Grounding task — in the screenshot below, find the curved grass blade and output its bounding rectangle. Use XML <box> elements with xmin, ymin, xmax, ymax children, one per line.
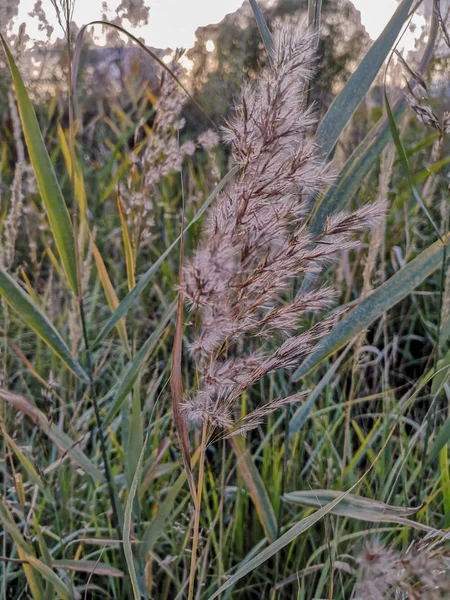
<box><xmin>293</xmin><ymin>234</ymin><xmax>449</xmax><ymax>381</ymax></box>
<box><xmin>57</xmin><ymin>123</ymin><xmax>87</xmax><ymax>220</ymax></box>
<box><xmin>92</xmin><ymin>165</ymin><xmax>239</xmax><ymax>347</ymax></box>
<box><xmin>0</xmin><ymin>268</ymin><xmax>89</xmax><ymax>382</ymax></box>
<box><xmin>0</xmin><ymin>388</ymin><xmax>105</xmax><ymax>483</ymax></box>
<box><xmin>315</xmin><ymin>0</ymin><xmax>413</xmax><ymax>157</ymax></box>
<box><xmin>284</xmin><ymin>490</ymin><xmax>427</xmax><ymax>530</ymax></box>
<box><xmin>24</xmin><ymin>555</ymin><xmax>72</xmax><ymax>600</ymax></box>
<box><xmin>428</xmin><ymin>417</ymin><xmax>450</xmax><ymax>465</ymax></box>
<box><xmin>52</xmin><ymin>560</ymin><xmax>124</xmax><ymax>578</ymax></box>
<box><xmin>0</xmin><ymin>35</ymin><xmax>79</xmax><ymax>295</ymax></box>
<box><xmin>249</xmin><ymin>0</ymin><xmax>274</xmax><ymax>55</ymax></box>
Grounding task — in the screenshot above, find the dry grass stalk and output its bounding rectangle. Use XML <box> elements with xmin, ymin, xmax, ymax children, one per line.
<box><xmin>2</xmin><ymin>92</ymin><xmax>25</xmax><ymax>270</ymax></box>
<box><xmin>122</xmin><ymin>53</ymin><xmax>219</xmax><ymax>251</ymax></box>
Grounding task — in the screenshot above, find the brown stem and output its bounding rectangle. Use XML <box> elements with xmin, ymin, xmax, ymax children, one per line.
<box><xmin>188</xmin><ymin>423</ymin><xmax>207</xmax><ymax>600</ymax></box>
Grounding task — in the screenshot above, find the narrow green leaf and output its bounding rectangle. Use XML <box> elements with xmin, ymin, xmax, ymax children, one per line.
<box><xmin>384</xmin><ymin>89</ymin><xmax>442</xmax><ymax>239</ymax></box>
<box><xmin>57</xmin><ymin>124</ymin><xmax>87</xmax><ymax>219</ymax></box>
<box><xmin>0</xmin><ymin>268</ymin><xmax>89</xmax><ymax>382</ymax></box>
<box><xmin>1</xmin><ymin>35</ymin><xmax>79</xmax><ymax>294</ymax></box>
<box><xmin>105</xmin><ymin>300</ymin><xmax>176</xmax><ymax>426</ymax></box>
<box><xmin>431</xmin><ymin>347</ymin><xmax>450</xmax><ymax>398</ymax></box>
<box><xmin>428</xmin><ymin>418</ymin><xmax>450</xmax><ymax>465</ymax></box>
<box><xmin>90</xmin><ymin>232</ymin><xmax>130</xmax><ymax>354</ymax></box>
<box><xmin>93</xmin><ymin>166</ymin><xmax>239</xmax><ymax>347</ymax></box>
<box><xmin>308</xmin><ymin>0</ymin><xmax>323</xmax><ymax>29</ymax></box>
<box><xmin>293</xmin><ymin>235</ymin><xmax>449</xmax><ymax>381</ymax></box>
<box><xmin>117</xmin><ymin>192</ymin><xmax>136</xmax><ymax>290</ymax></box>
<box><xmin>315</xmin><ymin>0</ymin><xmax>413</xmax><ymax>157</ymax></box>
<box><xmin>249</xmin><ymin>0</ymin><xmax>274</xmax><ymax>55</ymax></box>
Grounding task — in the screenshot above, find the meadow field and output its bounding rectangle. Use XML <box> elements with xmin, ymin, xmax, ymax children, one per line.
<box><xmin>1</xmin><ymin>0</ymin><xmax>450</xmax><ymax>598</ymax></box>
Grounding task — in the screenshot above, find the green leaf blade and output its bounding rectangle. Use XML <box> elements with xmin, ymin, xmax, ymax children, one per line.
<box><xmin>0</xmin><ymin>268</ymin><xmax>89</xmax><ymax>382</ymax></box>
<box><xmin>293</xmin><ymin>235</ymin><xmax>449</xmax><ymax>381</ymax></box>
<box><xmin>1</xmin><ymin>35</ymin><xmax>79</xmax><ymax>295</ymax></box>
<box><xmin>315</xmin><ymin>0</ymin><xmax>413</xmax><ymax>157</ymax></box>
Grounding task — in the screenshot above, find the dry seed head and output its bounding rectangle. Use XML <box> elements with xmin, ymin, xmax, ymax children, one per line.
<box><xmin>357</xmin><ymin>539</ymin><xmax>450</xmax><ymax>599</ymax></box>
<box><xmin>182</xmin><ymin>25</ymin><xmax>383</xmax><ymax>436</ymax></box>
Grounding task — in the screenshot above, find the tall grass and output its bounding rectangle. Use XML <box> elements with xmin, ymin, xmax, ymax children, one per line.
<box><xmin>0</xmin><ymin>1</ymin><xmax>450</xmax><ymax>599</ymax></box>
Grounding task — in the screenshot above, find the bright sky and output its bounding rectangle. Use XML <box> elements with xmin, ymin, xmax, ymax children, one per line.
<box><xmin>15</xmin><ymin>0</ymin><xmax>425</xmax><ymax>51</ymax></box>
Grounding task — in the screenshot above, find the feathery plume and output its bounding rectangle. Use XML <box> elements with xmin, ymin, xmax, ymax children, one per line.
<box><xmin>357</xmin><ymin>538</ymin><xmax>450</xmax><ymax>599</ymax></box>
<box><xmin>181</xmin><ymin>25</ymin><xmax>382</xmax><ymax>439</ymax></box>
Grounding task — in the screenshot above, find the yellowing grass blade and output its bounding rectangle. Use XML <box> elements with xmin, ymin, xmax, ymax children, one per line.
<box><xmin>0</xmin><ymin>35</ymin><xmax>79</xmax><ymax>295</ymax></box>
<box><xmin>57</xmin><ymin>123</ymin><xmax>87</xmax><ymax>220</ymax></box>
<box><xmin>0</xmin><ymin>499</ymin><xmax>45</xmax><ymax>599</ymax></box>
<box><xmin>0</xmin><ymin>268</ymin><xmax>89</xmax><ymax>382</ymax></box>
<box><xmin>117</xmin><ymin>191</ymin><xmax>136</xmax><ymax>290</ymax></box>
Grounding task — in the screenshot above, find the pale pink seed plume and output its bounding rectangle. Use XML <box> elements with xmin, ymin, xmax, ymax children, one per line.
<box><xmin>357</xmin><ymin>539</ymin><xmax>450</xmax><ymax>599</ymax></box>
<box><xmin>181</xmin><ymin>25</ymin><xmax>383</xmax><ymax>438</ymax></box>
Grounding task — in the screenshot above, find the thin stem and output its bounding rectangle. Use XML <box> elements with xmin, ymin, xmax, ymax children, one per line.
<box><xmin>78</xmin><ymin>296</ymin><xmax>122</xmax><ymax>537</ymax></box>
<box><xmin>65</xmin><ymin>22</ymin><xmax>126</xmax><ymax>584</ymax></box>
<box><xmin>188</xmin><ymin>423</ymin><xmax>207</xmax><ymax>600</ymax></box>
